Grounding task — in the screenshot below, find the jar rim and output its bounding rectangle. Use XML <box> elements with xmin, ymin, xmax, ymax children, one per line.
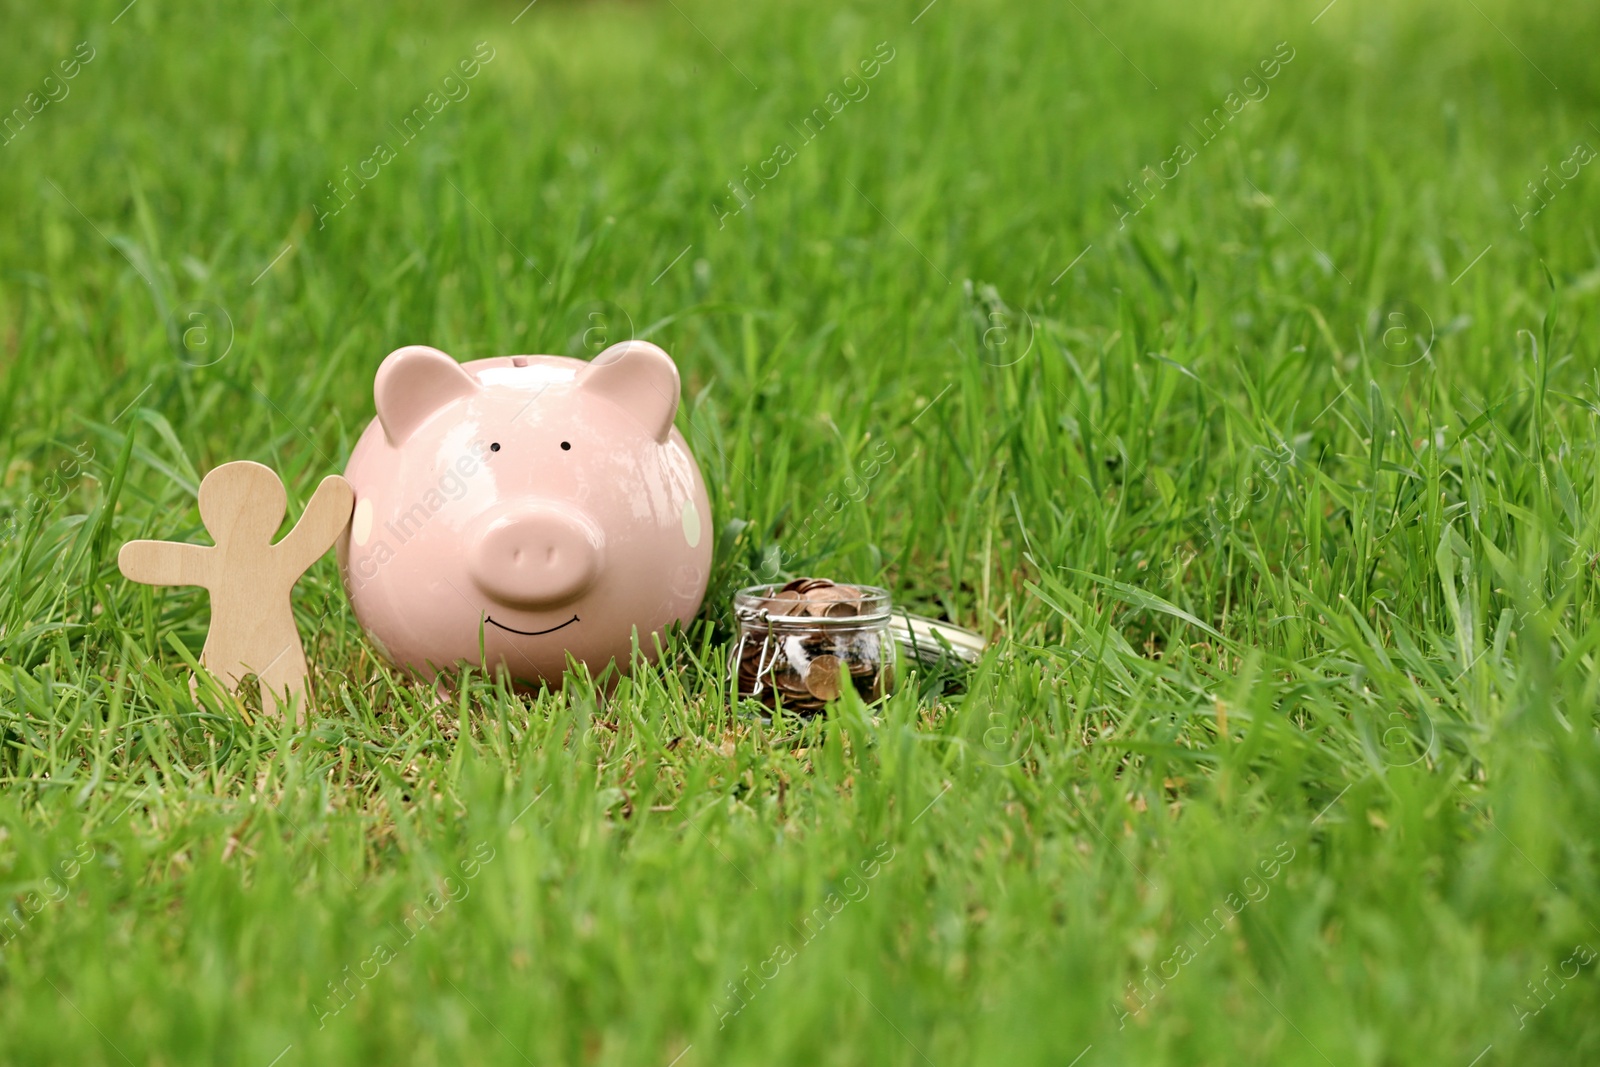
<box><xmin>733</xmin><ymin>582</ymin><xmax>892</xmax><ymax>624</ymax></box>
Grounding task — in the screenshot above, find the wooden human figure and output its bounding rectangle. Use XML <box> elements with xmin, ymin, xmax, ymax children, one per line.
<box><xmin>118</xmin><ymin>461</ymin><xmax>354</xmax><ymax>723</ymax></box>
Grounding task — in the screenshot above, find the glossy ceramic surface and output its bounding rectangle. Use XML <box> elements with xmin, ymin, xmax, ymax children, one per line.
<box><xmin>338</xmin><ymin>341</ymin><xmax>712</xmax><ymax>686</ymax></box>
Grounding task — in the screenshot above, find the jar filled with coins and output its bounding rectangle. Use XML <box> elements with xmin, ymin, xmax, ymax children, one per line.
<box><xmin>732</xmin><ymin>578</ymin><xmax>894</xmax><ymax>715</ymax></box>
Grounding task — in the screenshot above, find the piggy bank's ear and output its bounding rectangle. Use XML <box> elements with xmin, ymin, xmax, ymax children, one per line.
<box><xmin>374</xmin><ymin>345</ymin><xmax>479</xmax><ymax>446</ymax></box>
<box><xmin>578</xmin><ymin>340</ymin><xmax>680</xmax><ymax>443</ymax></box>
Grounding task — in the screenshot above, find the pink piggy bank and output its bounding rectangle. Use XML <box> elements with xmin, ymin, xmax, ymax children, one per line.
<box><xmin>338</xmin><ymin>341</ymin><xmax>712</xmax><ymax>687</ymax></box>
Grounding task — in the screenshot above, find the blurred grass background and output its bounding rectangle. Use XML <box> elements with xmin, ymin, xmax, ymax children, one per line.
<box><xmin>2</xmin><ymin>0</ymin><xmax>1600</xmax><ymax>1062</ymax></box>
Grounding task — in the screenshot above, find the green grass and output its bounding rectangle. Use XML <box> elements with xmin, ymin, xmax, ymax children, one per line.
<box><xmin>3</xmin><ymin>0</ymin><xmax>1600</xmax><ymax>1062</ymax></box>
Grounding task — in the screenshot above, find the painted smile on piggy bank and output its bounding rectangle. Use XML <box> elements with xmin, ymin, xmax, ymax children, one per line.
<box><xmin>338</xmin><ymin>340</ymin><xmax>712</xmax><ymax>687</ymax></box>
<box><xmin>484</xmin><ymin>613</ymin><xmax>579</xmax><ymax>637</ymax></box>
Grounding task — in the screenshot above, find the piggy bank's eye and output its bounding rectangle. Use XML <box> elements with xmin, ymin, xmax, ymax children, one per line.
<box><xmin>489</xmin><ymin>442</ymin><xmax>501</xmax><ymax>452</ymax></box>
<box><xmin>560</xmin><ymin>441</ymin><xmax>571</xmax><ymax>451</ymax></box>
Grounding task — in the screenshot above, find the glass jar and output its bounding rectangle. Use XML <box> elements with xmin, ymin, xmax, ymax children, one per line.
<box><xmin>732</xmin><ymin>580</ymin><xmax>894</xmax><ymax>715</ymax></box>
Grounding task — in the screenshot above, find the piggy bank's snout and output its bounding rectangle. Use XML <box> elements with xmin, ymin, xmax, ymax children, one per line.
<box><xmin>468</xmin><ymin>506</ymin><xmax>604</xmax><ymax>608</ymax></box>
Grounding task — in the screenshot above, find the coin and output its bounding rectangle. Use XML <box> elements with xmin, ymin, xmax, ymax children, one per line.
<box><xmin>801</xmin><ymin>586</ymin><xmax>852</xmax><ymax>617</ymax></box>
<box><xmin>774</xmin><ymin>660</ymin><xmax>811</xmax><ymax>693</ymax></box>
<box><xmin>786</xmin><ymin>577</ymin><xmax>833</xmax><ymax>595</ymax></box>
<box><xmin>764</xmin><ymin>588</ymin><xmax>804</xmax><ymax>615</ymax></box>
<box><xmin>806</xmin><ymin>654</ymin><xmax>842</xmax><ymax>700</ymax></box>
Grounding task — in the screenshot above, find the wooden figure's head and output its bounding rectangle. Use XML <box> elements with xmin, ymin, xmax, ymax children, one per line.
<box><xmin>198</xmin><ymin>461</ymin><xmax>287</xmax><ymax>546</ymax></box>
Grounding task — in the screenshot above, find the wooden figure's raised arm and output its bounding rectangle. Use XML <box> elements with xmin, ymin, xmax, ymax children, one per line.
<box><xmin>275</xmin><ymin>475</ymin><xmax>355</xmax><ymax>572</ymax></box>
<box><xmin>119</xmin><ymin>540</ymin><xmax>215</xmax><ymax>588</ymax></box>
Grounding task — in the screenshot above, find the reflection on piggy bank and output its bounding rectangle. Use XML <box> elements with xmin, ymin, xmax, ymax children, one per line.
<box><xmin>338</xmin><ymin>340</ymin><xmax>712</xmax><ymax>687</ymax></box>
